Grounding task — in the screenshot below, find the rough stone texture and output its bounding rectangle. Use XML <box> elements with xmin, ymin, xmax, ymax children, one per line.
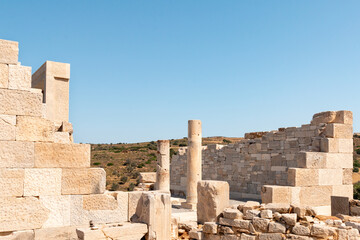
<box><xmin>8</xmin><ymin>65</ymin><xmax>31</xmax><ymax>90</ymax></box>
<box><xmin>203</xmin><ymin>222</ymin><xmax>218</xmax><ymax>234</ymax></box>
<box><xmin>135</xmin><ymin>192</ymin><xmax>171</xmax><ymax>240</ymax></box>
<box><xmin>0</xmin><ymin>63</ymin><xmax>9</xmax><ymax>88</ymax></box>
<box><xmin>223</xmin><ymin>208</ymin><xmax>243</xmax><ymax>219</ymax></box>
<box><xmin>0</xmin><ymin>39</ymin><xmax>18</xmax><ymax>64</ymax></box>
<box><xmin>82</xmin><ymin>193</ymin><xmax>118</xmax><ymax>210</ymax></box>
<box><xmin>252</xmin><ymin>217</ymin><xmax>270</xmax><ymax>232</ymax></box>
<box><xmin>139</xmin><ymin>172</ymin><xmax>156</xmax><ymax>183</ymax></box>
<box><xmin>34</xmin><ymin>226</ymin><xmax>81</xmax><ymax>240</ymax></box>
<box><xmin>0</xmin><ymin>88</ymin><xmax>43</xmax><ymax>117</ymax></box>
<box><xmin>260</xmin><ymin>210</ymin><xmax>273</xmax><ymax>219</ymax></box>
<box><xmin>0</xmin><ymin>141</ymin><xmax>34</xmax><ymax>167</ymax></box>
<box><xmin>32</xmin><ymin>61</ymin><xmax>70</xmax><ymax>124</ymax></box>
<box><xmin>76</xmin><ymin>222</ymin><xmax>148</xmax><ymax>240</ymax></box>
<box><xmin>24</xmin><ymin>168</ymin><xmax>62</xmax><ymax>196</ymax></box>
<box><xmin>0</xmin><ymin>114</ymin><xmax>16</xmax><ymax>140</ymax></box>
<box><xmin>62</xmin><ymin>168</ymin><xmax>106</xmax><ymax>195</ymax></box>
<box><xmin>128</xmin><ymin>191</ymin><xmax>143</xmax><ymax>221</ymax></box>
<box><xmin>282</xmin><ymin>213</ymin><xmax>297</xmax><ymax>225</ymax></box>
<box><xmin>53</xmin><ymin>132</ymin><xmax>70</xmax><ymax>143</ymax></box>
<box><xmin>16</xmin><ymin>116</ymin><xmax>55</xmax><ymax>142</ymax></box>
<box><xmin>0</xmin><ymin>168</ymin><xmax>24</xmax><ymax>196</ymax></box>
<box><xmin>0</xmin><ymin>197</ymin><xmax>50</xmax><ymax>232</ymax></box>
<box><xmin>324</xmin><ymin>123</ymin><xmax>353</xmax><ymax>139</ymax></box>
<box><xmin>70</xmin><ymin>191</ymin><xmax>128</xmax><ymax>226</ymax></box>
<box><xmin>197</xmin><ymin>180</ymin><xmax>229</xmax><ymax>223</ymax></box>
<box><xmin>34</xmin><ymin>143</ymin><xmax>90</xmax><ymax>168</ymax></box>
<box><xmin>0</xmin><ymin>230</ymin><xmax>34</xmax><ymax>240</ymax></box>
<box><xmin>288</xmin><ymin>168</ymin><xmax>319</xmax><ymax>187</ymax></box>
<box><xmin>39</xmin><ymin>195</ymin><xmax>71</xmax><ymax>228</ymax></box>
<box><xmin>292</xmin><ymin>224</ymin><xmax>310</xmax><ymax>236</ymax></box>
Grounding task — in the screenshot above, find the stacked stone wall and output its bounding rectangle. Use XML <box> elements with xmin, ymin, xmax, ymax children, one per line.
<box><xmin>170</xmin><ymin>111</ymin><xmax>353</xmax><ymax>203</ymax></box>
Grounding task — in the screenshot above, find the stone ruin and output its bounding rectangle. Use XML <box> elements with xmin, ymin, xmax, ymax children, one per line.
<box><xmin>0</xmin><ymin>38</ymin><xmax>360</xmax><ymax>240</ymax></box>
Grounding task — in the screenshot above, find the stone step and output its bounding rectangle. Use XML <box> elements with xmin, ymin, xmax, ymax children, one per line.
<box><xmin>288</xmin><ymin>168</ymin><xmax>343</xmax><ymax>187</ymax></box>
<box><xmin>76</xmin><ymin>222</ymin><xmax>148</xmax><ymax>240</ymax></box>
<box><xmin>296</xmin><ymin>152</ymin><xmax>353</xmax><ymax>169</ymax></box>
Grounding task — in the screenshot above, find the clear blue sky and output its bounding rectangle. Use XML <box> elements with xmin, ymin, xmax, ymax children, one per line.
<box><xmin>1</xmin><ymin>1</ymin><xmax>359</xmax><ymax>143</ymax></box>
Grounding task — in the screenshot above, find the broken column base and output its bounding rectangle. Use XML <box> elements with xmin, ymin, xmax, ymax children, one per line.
<box><xmin>181</xmin><ymin>201</ymin><xmax>197</xmax><ymax>210</ymax></box>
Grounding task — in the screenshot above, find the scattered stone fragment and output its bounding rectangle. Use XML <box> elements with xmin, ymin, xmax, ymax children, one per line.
<box><xmin>260</xmin><ymin>210</ymin><xmax>273</xmax><ymax>219</ymax></box>
<box><xmin>268</xmin><ymin>222</ymin><xmax>286</xmax><ymax>233</ymax></box>
<box><xmin>282</xmin><ymin>213</ymin><xmax>297</xmax><ymax>226</ymax></box>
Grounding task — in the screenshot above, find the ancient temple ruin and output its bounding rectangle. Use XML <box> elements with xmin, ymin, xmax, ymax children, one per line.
<box><xmin>1</xmin><ymin>38</ymin><xmax>360</xmax><ymax>240</ymax></box>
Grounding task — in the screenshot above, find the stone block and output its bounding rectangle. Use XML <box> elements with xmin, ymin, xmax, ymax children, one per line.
<box><xmin>299</xmin><ymin>186</ymin><xmax>332</xmax><ymax>206</ymax></box>
<box><xmin>139</xmin><ymin>172</ymin><xmax>156</xmax><ymax>183</ymax></box>
<box><xmin>260</xmin><ymin>210</ymin><xmax>273</xmax><ymax>219</ymax></box>
<box><xmin>292</xmin><ymin>223</ymin><xmax>310</xmax><ymax>236</ymax></box>
<box><xmin>0</xmin><ymin>141</ymin><xmax>34</xmax><ymax>167</ymax></box>
<box><xmin>296</xmin><ymin>152</ymin><xmax>352</xmax><ymax>169</ymax></box>
<box><xmin>59</xmin><ymin>121</ymin><xmax>73</xmax><ymax>133</ymax></box>
<box><xmin>281</xmin><ymin>213</ymin><xmax>297</xmax><ymax>225</ymax></box>
<box><xmin>252</xmin><ymin>217</ymin><xmax>270</xmax><ymax>232</ymax></box>
<box><xmin>197</xmin><ymin>180</ymin><xmax>229</xmax><ymax>223</ymax></box>
<box><xmin>0</xmin><ymin>168</ymin><xmax>24</xmax><ymax>196</ymax></box>
<box><xmin>24</xmin><ymin>168</ymin><xmax>62</xmax><ymax>196</ymax></box>
<box><xmin>70</xmin><ymin>192</ymin><xmax>128</xmax><ymax>226</ymax></box>
<box><xmin>324</xmin><ymin>123</ymin><xmax>353</xmax><ymax>139</ymax></box>
<box><xmin>332</xmin><ymin>185</ymin><xmax>353</xmax><ymax>199</ymax></box>
<box><xmin>263</xmin><ymin>203</ymin><xmax>291</xmax><ymax>213</ymax></box>
<box><xmin>39</xmin><ymin>195</ymin><xmax>71</xmax><ymax>228</ymax></box>
<box><xmin>0</xmin><ymin>88</ymin><xmax>43</xmax><ymax>116</ymax></box>
<box><xmin>53</xmin><ymin>132</ymin><xmax>70</xmax><ymax>143</ymax></box>
<box><xmin>318</xmin><ymin>169</ymin><xmax>343</xmax><ymax>185</ymax></box>
<box><xmin>135</xmin><ymin>192</ymin><xmax>171</xmax><ymax>240</ymax></box>
<box><xmin>218</xmin><ymin>218</ymin><xmax>250</xmax><ymax>229</ymax></box>
<box><xmin>128</xmin><ymin>191</ymin><xmax>143</xmax><ymax>221</ymax></box>
<box><xmin>0</xmin><ymin>114</ymin><xmax>16</xmax><ymax>140</ymax></box>
<box><xmin>34</xmin><ymin>226</ymin><xmax>81</xmax><ymax>240</ymax></box>
<box><xmin>242</xmin><ymin>201</ymin><xmax>260</xmax><ymax>212</ymax></box>
<box><xmin>0</xmin><ymin>230</ymin><xmax>34</xmax><ymax>240</ymax></box>
<box><xmin>223</xmin><ymin>208</ymin><xmax>243</xmax><ymax>219</ymax></box>
<box><xmin>311</xmin><ymin>111</ymin><xmax>353</xmax><ymax>125</ymax></box>
<box><xmin>0</xmin><ymin>39</ymin><xmax>18</xmax><ymax>64</ymax></box>
<box><xmin>203</xmin><ymin>222</ymin><xmax>218</xmax><ymax>234</ymax></box>
<box><xmin>0</xmin><ymin>197</ymin><xmax>50</xmax><ymax>232</ymax></box>
<box><xmin>321</xmin><ymin>138</ymin><xmax>353</xmax><ymax>153</ymax></box>
<box><xmin>8</xmin><ymin>65</ymin><xmax>31</xmax><ymax>90</ymax></box>
<box><xmin>62</xmin><ymin>168</ymin><xmax>105</xmax><ymax>194</ymax></box>
<box><xmin>343</xmin><ymin>168</ymin><xmax>353</xmax><ymax>185</ymax></box>
<box><xmin>0</xmin><ymin>63</ymin><xmax>9</xmax><ymax>88</ymax></box>
<box><xmin>268</xmin><ymin>222</ymin><xmax>286</xmax><ymax>233</ymax></box>
<box><xmin>258</xmin><ymin>233</ymin><xmax>282</xmax><ymax>240</ymax></box>
<box><xmin>331</xmin><ymin>196</ymin><xmax>349</xmax><ymax>216</ymax></box>
<box><xmin>261</xmin><ymin>185</ymin><xmax>299</xmax><ymax>204</ymax></box>
<box><xmin>34</xmin><ymin>143</ymin><xmax>90</xmax><ymax>168</ymax></box>
<box><xmin>16</xmin><ymin>116</ymin><xmax>55</xmax><ymax>142</ymax></box>
<box><xmin>288</xmin><ymin>168</ymin><xmax>319</xmax><ymax>187</ymax></box>
<box><xmin>76</xmin><ymin>222</ymin><xmax>148</xmax><ymax>240</ymax></box>
<box><xmin>241</xmin><ymin>234</ymin><xmax>256</xmax><ymax>240</ymax></box>
<box><xmin>82</xmin><ymin>193</ymin><xmax>119</xmax><ymax>210</ymax></box>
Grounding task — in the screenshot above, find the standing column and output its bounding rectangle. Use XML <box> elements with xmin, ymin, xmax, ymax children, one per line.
<box><xmin>181</xmin><ymin>120</ymin><xmax>202</xmax><ymax>210</ymax></box>
<box><xmin>156</xmin><ymin>140</ymin><xmax>170</xmax><ymax>192</ymax></box>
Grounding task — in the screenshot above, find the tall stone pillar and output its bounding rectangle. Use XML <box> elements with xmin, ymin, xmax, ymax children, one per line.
<box><xmin>156</xmin><ymin>140</ymin><xmax>170</xmax><ymax>192</ymax></box>
<box><xmin>181</xmin><ymin>120</ymin><xmax>202</xmax><ymax>210</ymax></box>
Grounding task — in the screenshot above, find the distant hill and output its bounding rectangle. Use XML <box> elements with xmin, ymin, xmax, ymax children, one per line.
<box><xmin>91</xmin><ymin>137</ymin><xmax>243</xmax><ymax>191</ymax></box>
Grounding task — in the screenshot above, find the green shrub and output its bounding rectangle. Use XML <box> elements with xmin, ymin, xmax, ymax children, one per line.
<box><xmin>179</xmin><ymin>143</ymin><xmax>187</xmax><ymax>147</ymax></box>
<box><xmin>128</xmin><ymin>183</ymin><xmax>135</xmax><ymax>191</ymax></box>
<box><xmin>354</xmin><ymin>167</ymin><xmax>359</xmax><ymax>173</ymax></box>
<box><xmin>354</xmin><ymin>182</ymin><xmax>360</xmax><ymax>199</ymax></box>
<box><xmin>145</xmin><ymin>160</ymin><xmax>152</xmax><ymax>164</ymax></box>
<box><xmin>120</xmin><ymin>176</ymin><xmax>128</xmax><ymax>184</ymax></box>
<box><xmin>93</xmin><ymin>162</ymin><xmax>101</xmax><ymax>166</ymax></box>
<box><xmin>123</xmin><ymin>159</ymin><xmax>131</xmax><ymax>166</ymax></box>
<box><xmin>110</xmin><ymin>183</ymin><xmax>119</xmax><ymax>191</ymax></box>
<box><xmin>107</xmin><ymin>163</ymin><xmax>114</xmax><ymax>166</ymax></box>
<box><xmin>354</xmin><ymin>159</ymin><xmax>360</xmax><ymax>168</ymax></box>
<box><xmin>137</xmin><ymin>163</ymin><xmax>145</xmax><ymax>168</ymax></box>
<box><xmin>356</xmin><ymin>148</ymin><xmax>360</xmax><ymax>155</ymax></box>
<box><xmin>223</xmin><ymin>139</ymin><xmax>231</xmax><ymax>144</ymax></box>
<box><xmin>170</xmin><ymin>148</ymin><xmax>177</xmax><ymax>159</ymax></box>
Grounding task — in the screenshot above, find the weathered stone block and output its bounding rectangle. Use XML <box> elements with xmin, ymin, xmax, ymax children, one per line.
<box><xmin>82</xmin><ymin>193</ymin><xmax>119</xmax><ymax>210</ymax></box>
<box><xmin>76</xmin><ymin>222</ymin><xmax>148</xmax><ymax>240</ymax></box>
<box><xmin>332</xmin><ymin>185</ymin><xmax>353</xmax><ymax>199</ymax></box>
<box><xmin>288</xmin><ymin>168</ymin><xmax>319</xmax><ymax>187</ymax></box>
<box><xmin>70</xmin><ymin>191</ymin><xmax>128</xmax><ymax>226</ymax></box>
<box><xmin>318</xmin><ymin>169</ymin><xmax>343</xmax><ymax>185</ymax></box>
<box><xmin>268</xmin><ymin>222</ymin><xmax>286</xmax><ymax>233</ymax></box>
<box><xmin>0</xmin><ymin>39</ymin><xmax>18</xmax><ymax>64</ymax></box>
<box><xmin>0</xmin><ymin>63</ymin><xmax>9</xmax><ymax>88</ymax></box>
<box><xmin>16</xmin><ymin>116</ymin><xmax>55</xmax><ymax>142</ymax></box>
<box><xmin>53</xmin><ymin>132</ymin><xmax>70</xmax><ymax>143</ymax></box>
<box><xmin>0</xmin><ymin>88</ymin><xmax>43</xmax><ymax>116</ymax></box>
<box><xmin>8</xmin><ymin>65</ymin><xmax>31</xmax><ymax>90</ymax></box>
<box><xmin>343</xmin><ymin>168</ymin><xmax>353</xmax><ymax>185</ymax></box>
<box><xmin>0</xmin><ymin>230</ymin><xmax>34</xmax><ymax>240</ymax></box>
<box><xmin>128</xmin><ymin>191</ymin><xmax>143</xmax><ymax>221</ymax></box>
<box><xmin>34</xmin><ymin>143</ymin><xmax>90</xmax><ymax>168</ymax></box>
<box><xmin>0</xmin><ymin>114</ymin><xmax>16</xmax><ymax>140</ymax></box>
<box><xmin>218</xmin><ymin>218</ymin><xmax>250</xmax><ymax>229</ymax></box>
<box><xmin>296</xmin><ymin>152</ymin><xmax>352</xmax><ymax>169</ymax></box>
<box><xmin>311</xmin><ymin>111</ymin><xmax>353</xmax><ymax>125</ymax></box>
<box><xmin>258</xmin><ymin>233</ymin><xmax>282</xmax><ymax>240</ymax></box>
<box><xmin>299</xmin><ymin>186</ymin><xmax>332</xmax><ymax>206</ymax></box>
<box><xmin>135</xmin><ymin>192</ymin><xmax>171</xmax><ymax>240</ymax></box>
<box><xmin>34</xmin><ymin>226</ymin><xmax>81</xmax><ymax>240</ymax></box>
<box><xmin>62</xmin><ymin>168</ymin><xmax>105</xmax><ymax>194</ymax></box>
<box><xmin>197</xmin><ymin>180</ymin><xmax>229</xmax><ymax>223</ymax></box>
<box><xmin>261</xmin><ymin>185</ymin><xmax>299</xmax><ymax>204</ymax></box>
<box><xmin>24</xmin><ymin>168</ymin><xmax>62</xmax><ymax>196</ymax></box>
<box><xmin>0</xmin><ymin>168</ymin><xmax>24</xmax><ymax>196</ymax></box>
<box><xmin>331</xmin><ymin>196</ymin><xmax>349</xmax><ymax>216</ymax></box>
<box><xmin>139</xmin><ymin>172</ymin><xmax>156</xmax><ymax>183</ymax></box>
<box><xmin>0</xmin><ymin>197</ymin><xmax>50</xmax><ymax>232</ymax></box>
<box><xmin>39</xmin><ymin>195</ymin><xmax>71</xmax><ymax>228</ymax></box>
<box><xmin>223</xmin><ymin>208</ymin><xmax>243</xmax><ymax>219</ymax></box>
<box><xmin>252</xmin><ymin>217</ymin><xmax>270</xmax><ymax>232</ymax></box>
<box><xmin>322</xmin><ymin>138</ymin><xmax>353</xmax><ymax>153</ymax></box>
<box><xmin>0</xmin><ymin>141</ymin><xmax>34</xmax><ymax>167</ymax></box>
<box><xmin>324</xmin><ymin>123</ymin><xmax>353</xmax><ymax>139</ymax></box>
<box><xmin>203</xmin><ymin>222</ymin><xmax>218</xmax><ymax>234</ymax></box>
